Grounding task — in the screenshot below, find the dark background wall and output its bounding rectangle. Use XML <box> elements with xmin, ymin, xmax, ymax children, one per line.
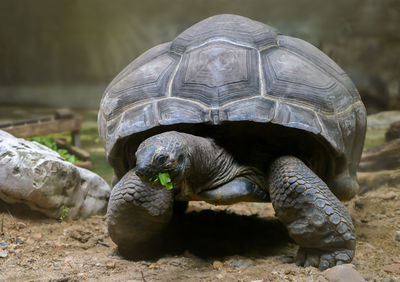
<box><xmin>0</xmin><ymin>0</ymin><xmax>399</xmax><ymax>112</ymax></box>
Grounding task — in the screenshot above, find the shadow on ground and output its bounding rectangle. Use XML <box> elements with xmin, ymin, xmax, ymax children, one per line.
<box><xmin>119</xmin><ymin>209</ymin><xmax>291</xmax><ymax>261</ymax></box>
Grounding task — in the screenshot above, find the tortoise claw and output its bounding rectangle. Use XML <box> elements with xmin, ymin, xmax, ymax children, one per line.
<box><xmin>296</xmin><ymin>247</ymin><xmax>354</xmax><ymax>270</ymax></box>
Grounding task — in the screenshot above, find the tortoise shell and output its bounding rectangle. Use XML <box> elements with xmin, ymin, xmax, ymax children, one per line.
<box><xmin>98</xmin><ymin>14</ymin><xmax>367</xmax><ymax>199</ymax></box>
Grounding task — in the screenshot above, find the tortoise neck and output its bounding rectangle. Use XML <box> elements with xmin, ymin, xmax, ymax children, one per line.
<box><xmin>177</xmin><ymin>132</ymin><xmax>263</xmax><ymax>195</ymax></box>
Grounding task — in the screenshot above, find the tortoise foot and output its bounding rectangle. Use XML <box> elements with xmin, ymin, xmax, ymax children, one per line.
<box><xmin>107</xmin><ymin>168</ymin><xmax>174</xmax><ymax>257</ymax></box>
<box><xmin>296</xmin><ymin>247</ymin><xmax>355</xmax><ymax>270</ymax></box>
<box><xmin>268</xmin><ymin>156</ymin><xmax>356</xmax><ymax>270</ymax></box>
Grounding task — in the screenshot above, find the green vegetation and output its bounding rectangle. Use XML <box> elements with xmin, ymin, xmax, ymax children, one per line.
<box><xmin>58</xmin><ymin>205</ymin><xmax>70</xmax><ymax>221</ymax></box>
<box><xmin>29</xmin><ymin>137</ymin><xmax>81</xmax><ymax>163</ymax></box>
<box><xmin>158</xmin><ymin>172</ymin><xmax>173</xmax><ymax>190</ymax></box>
<box><xmin>150</xmin><ymin>172</ymin><xmax>174</xmax><ymax>190</ymax></box>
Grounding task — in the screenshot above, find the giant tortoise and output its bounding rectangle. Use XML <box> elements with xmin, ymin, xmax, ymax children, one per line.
<box><xmin>98</xmin><ymin>14</ymin><xmax>367</xmax><ymax>270</ymax></box>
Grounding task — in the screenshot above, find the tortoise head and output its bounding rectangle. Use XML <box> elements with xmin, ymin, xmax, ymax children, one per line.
<box><xmin>135</xmin><ymin>132</ymin><xmax>189</xmax><ymax>187</ymax></box>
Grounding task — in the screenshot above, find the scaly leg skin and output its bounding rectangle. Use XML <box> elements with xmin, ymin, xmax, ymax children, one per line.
<box><xmin>107</xmin><ymin>168</ymin><xmax>174</xmax><ymax>257</ymax></box>
<box><xmin>268</xmin><ymin>156</ymin><xmax>356</xmax><ymax>270</ymax></box>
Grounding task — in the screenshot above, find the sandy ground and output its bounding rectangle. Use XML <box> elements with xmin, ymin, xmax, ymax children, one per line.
<box><xmin>0</xmin><ymin>184</ymin><xmax>399</xmax><ymax>282</ymax></box>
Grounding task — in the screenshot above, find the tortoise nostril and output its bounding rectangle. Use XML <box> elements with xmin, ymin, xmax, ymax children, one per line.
<box><xmin>135</xmin><ymin>168</ymin><xmax>145</xmax><ymax>178</ymax></box>
<box><xmin>135</xmin><ymin>163</ymin><xmax>149</xmax><ymax>179</ymax></box>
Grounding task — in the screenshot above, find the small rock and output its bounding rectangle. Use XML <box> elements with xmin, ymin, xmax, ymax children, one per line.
<box><xmin>106</xmin><ymin>262</ymin><xmax>116</xmax><ymax>269</ymax></box>
<box><xmin>282</xmin><ymin>255</ymin><xmax>295</xmax><ymax>263</ymax></box>
<box><xmin>32</xmin><ymin>233</ymin><xmax>42</xmax><ymax>240</ymax></box>
<box><xmin>55</xmin><ymin>242</ymin><xmax>63</xmax><ymax>248</ymax></box>
<box><xmin>216</xmin><ymin>273</ymin><xmax>225</xmax><ymax>279</ymax></box>
<box><xmin>284</xmin><ymin>268</ymin><xmax>295</xmax><ymax>275</ymax></box>
<box><xmin>230</xmin><ymin>258</ymin><xmax>254</xmax><ymax>268</ymax></box>
<box><xmin>395</xmin><ymin>231</ymin><xmax>400</xmax><ymax>242</ymax></box>
<box><xmin>25</xmin><ymin>239</ymin><xmax>34</xmax><ymax>245</ymax></box>
<box><xmin>0</xmin><ymin>250</ymin><xmax>8</xmax><ymax>258</ymax></box>
<box><xmin>379</xmin><ymin>191</ymin><xmax>397</xmax><ymax>200</ymax></box>
<box><xmin>0</xmin><ymin>242</ymin><xmax>7</xmax><ymax>247</ymax></box>
<box><xmin>362</xmin><ymin>274</ymin><xmax>373</xmax><ymax>281</ymax></box>
<box><xmin>392</xmin><ymin>257</ymin><xmax>400</xmax><ymax>263</ymax></box>
<box><xmin>382</xmin><ymin>278</ymin><xmax>395</xmax><ymax>282</ymax></box>
<box><xmin>383</xmin><ymin>263</ymin><xmax>400</xmax><ymax>273</ymax></box>
<box><xmin>323</xmin><ymin>264</ymin><xmax>364</xmax><ymax>282</ymax></box>
<box><xmin>148</xmin><ymin>263</ymin><xmax>158</xmax><ymax>269</ymax></box>
<box><xmin>170</xmin><ymin>260</ymin><xmax>181</xmax><ymax>267</ymax></box>
<box><xmin>386</xmin><ymin>121</ymin><xmax>400</xmax><ymax>142</ymax></box>
<box><xmin>16</xmin><ymin>240</ymin><xmax>24</xmax><ymax>245</ymax></box>
<box><xmin>213</xmin><ymin>260</ymin><xmax>223</xmax><ymax>269</ymax></box>
<box><xmin>16</xmin><ymin>222</ymin><xmax>26</xmax><ymax>229</ymax></box>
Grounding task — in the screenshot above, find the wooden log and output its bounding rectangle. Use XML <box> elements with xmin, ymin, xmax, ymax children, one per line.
<box><xmin>54</xmin><ymin>138</ymin><xmax>90</xmax><ymax>161</ymax></box>
<box><xmin>0</xmin><ymin>115</ymin><xmax>82</xmax><ymax>141</ymax></box>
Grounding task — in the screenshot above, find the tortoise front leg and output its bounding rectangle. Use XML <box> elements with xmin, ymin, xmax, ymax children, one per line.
<box><xmin>107</xmin><ymin>168</ymin><xmax>174</xmax><ymax>257</ymax></box>
<box><xmin>268</xmin><ymin>156</ymin><xmax>355</xmax><ymax>270</ymax></box>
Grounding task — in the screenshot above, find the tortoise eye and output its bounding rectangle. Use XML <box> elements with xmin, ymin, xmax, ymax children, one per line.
<box><xmin>155</xmin><ymin>154</ymin><xmax>169</xmax><ymax>165</ymax></box>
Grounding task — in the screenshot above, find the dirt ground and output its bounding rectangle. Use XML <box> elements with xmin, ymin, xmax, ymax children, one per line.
<box><xmin>0</xmin><ymin>184</ymin><xmax>399</xmax><ymax>282</ymax></box>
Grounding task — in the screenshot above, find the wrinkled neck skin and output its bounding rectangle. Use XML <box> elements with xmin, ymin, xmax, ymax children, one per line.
<box><xmin>176</xmin><ymin>132</ymin><xmax>266</xmax><ymax>199</ymax></box>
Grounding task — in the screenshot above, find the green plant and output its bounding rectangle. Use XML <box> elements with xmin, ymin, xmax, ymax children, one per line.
<box><xmin>150</xmin><ymin>172</ymin><xmax>174</xmax><ymax>190</ymax></box>
<box><xmin>29</xmin><ymin>137</ymin><xmax>81</xmax><ymax>164</ymax></box>
<box><xmin>58</xmin><ymin>205</ymin><xmax>70</xmax><ymax>221</ymax></box>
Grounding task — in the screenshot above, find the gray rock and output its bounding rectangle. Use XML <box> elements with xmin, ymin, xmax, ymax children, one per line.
<box><xmin>395</xmin><ymin>231</ymin><xmax>400</xmax><ymax>242</ymax></box>
<box><xmin>229</xmin><ymin>258</ymin><xmax>255</xmax><ymax>268</ymax></box>
<box><xmin>367</xmin><ymin>111</ymin><xmax>400</xmax><ymax>130</ymax></box>
<box><xmin>323</xmin><ymin>264</ymin><xmax>365</xmax><ymax>282</ymax></box>
<box><xmin>0</xmin><ymin>130</ymin><xmax>110</xmax><ymax>219</ymax></box>
<box><xmin>0</xmin><ymin>250</ymin><xmax>8</xmax><ymax>258</ymax></box>
<box><xmin>386</xmin><ymin>121</ymin><xmax>400</xmax><ymax>142</ymax></box>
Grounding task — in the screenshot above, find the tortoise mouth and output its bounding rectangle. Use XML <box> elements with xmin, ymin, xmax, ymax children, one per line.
<box><xmin>136</xmin><ymin>165</ymin><xmax>185</xmax><ymax>189</ymax></box>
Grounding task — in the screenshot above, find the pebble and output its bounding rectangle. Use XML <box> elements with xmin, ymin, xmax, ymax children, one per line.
<box><xmin>323</xmin><ymin>264</ymin><xmax>364</xmax><ymax>282</ymax></box>
<box><xmin>0</xmin><ymin>242</ymin><xmax>7</xmax><ymax>247</ymax></box>
<box><xmin>0</xmin><ymin>250</ymin><xmax>8</xmax><ymax>258</ymax></box>
<box><xmin>170</xmin><ymin>260</ymin><xmax>181</xmax><ymax>267</ymax></box>
<box><xmin>381</xmin><ymin>278</ymin><xmax>395</xmax><ymax>282</ymax></box>
<box><xmin>32</xmin><ymin>233</ymin><xmax>42</xmax><ymax>240</ymax></box>
<box><xmin>395</xmin><ymin>231</ymin><xmax>400</xmax><ymax>242</ymax></box>
<box><xmin>379</xmin><ymin>191</ymin><xmax>397</xmax><ymax>200</ymax></box>
<box><xmin>148</xmin><ymin>263</ymin><xmax>158</xmax><ymax>269</ymax></box>
<box><xmin>230</xmin><ymin>258</ymin><xmax>254</xmax><ymax>268</ymax></box>
<box><xmin>363</xmin><ymin>274</ymin><xmax>374</xmax><ymax>281</ymax></box>
<box><xmin>383</xmin><ymin>263</ymin><xmax>400</xmax><ymax>273</ymax></box>
<box><xmin>54</xmin><ymin>242</ymin><xmax>63</xmax><ymax>248</ymax></box>
<box><xmin>213</xmin><ymin>260</ymin><xmax>223</xmax><ymax>269</ymax></box>
<box><xmin>354</xmin><ymin>200</ymin><xmax>364</xmax><ymax>209</ymax></box>
<box><xmin>16</xmin><ymin>240</ymin><xmax>24</xmax><ymax>245</ymax></box>
<box><xmin>282</xmin><ymin>255</ymin><xmax>295</xmax><ymax>263</ymax></box>
<box><xmin>16</xmin><ymin>222</ymin><xmax>26</xmax><ymax>229</ymax></box>
<box><xmin>106</xmin><ymin>262</ymin><xmax>116</xmax><ymax>269</ymax></box>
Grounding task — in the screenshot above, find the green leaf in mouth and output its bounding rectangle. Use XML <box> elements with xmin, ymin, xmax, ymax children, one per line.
<box><xmin>158</xmin><ymin>172</ymin><xmax>174</xmax><ymax>190</ymax></box>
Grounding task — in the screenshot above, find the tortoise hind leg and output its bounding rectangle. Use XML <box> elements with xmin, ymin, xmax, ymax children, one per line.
<box><xmin>107</xmin><ymin>168</ymin><xmax>174</xmax><ymax>258</ymax></box>
<box><xmin>268</xmin><ymin>156</ymin><xmax>355</xmax><ymax>270</ymax></box>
